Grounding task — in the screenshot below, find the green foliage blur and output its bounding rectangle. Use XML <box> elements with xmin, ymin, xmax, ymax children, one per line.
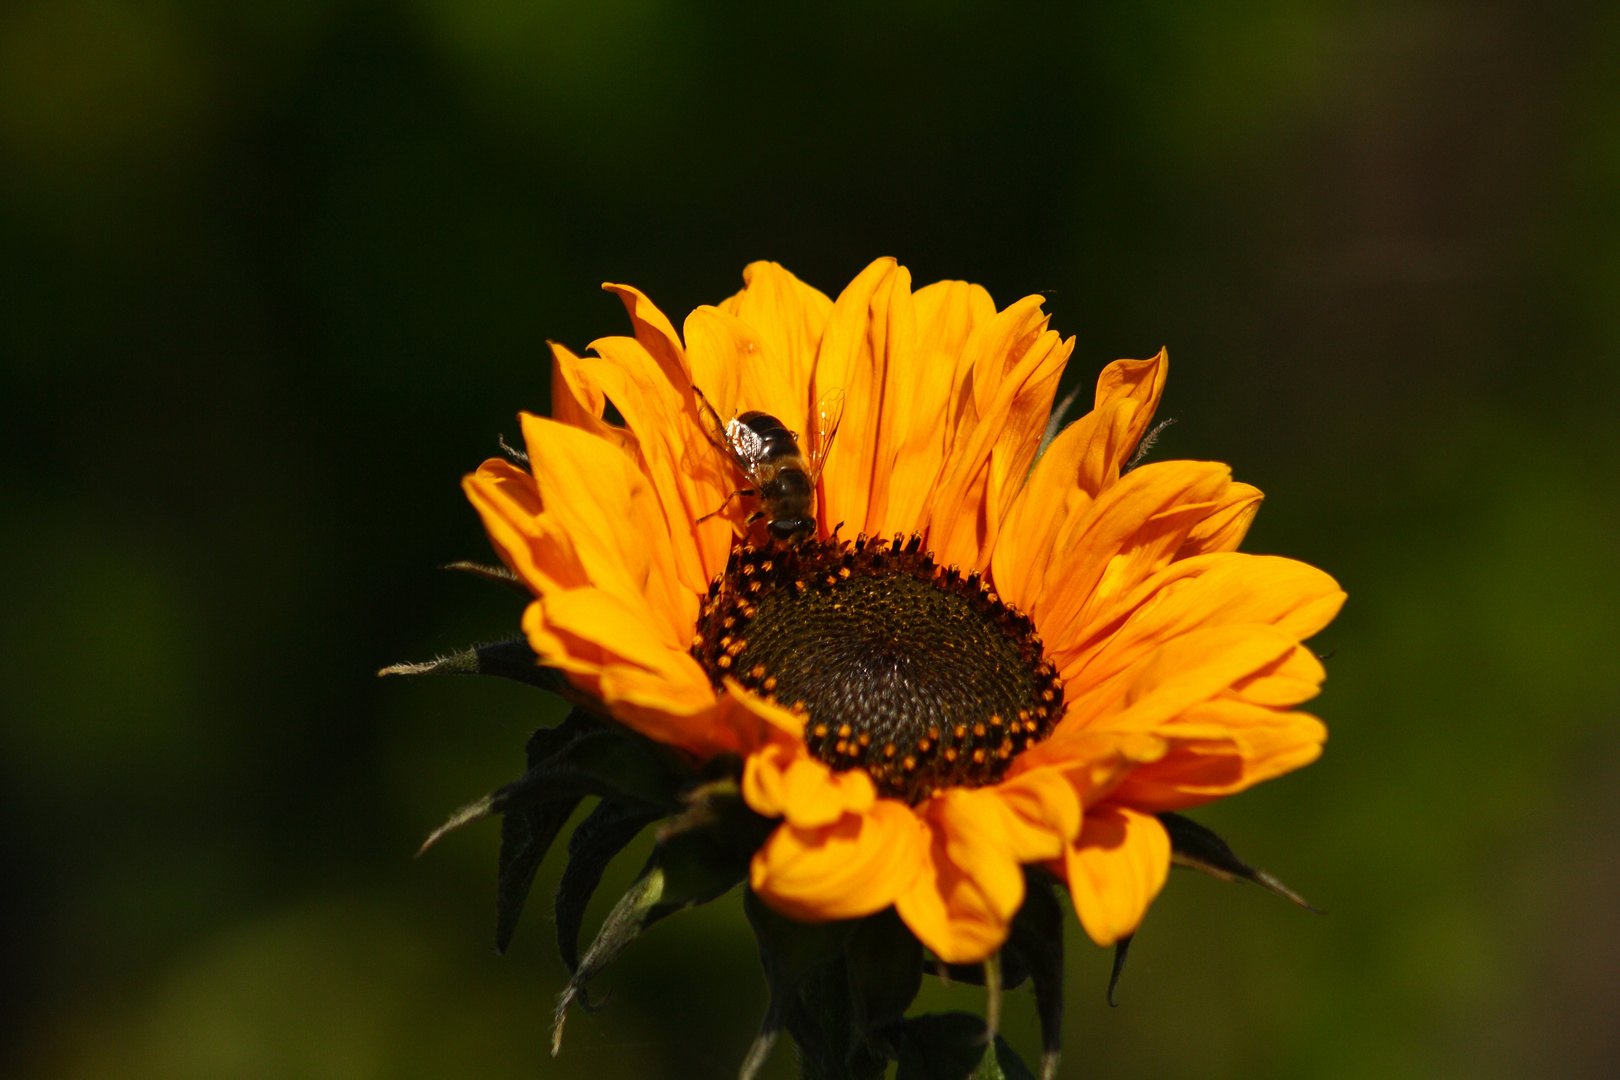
<box><xmin>3</xmin><ymin>1</ymin><xmax>1617</xmax><ymax>1077</ymax></box>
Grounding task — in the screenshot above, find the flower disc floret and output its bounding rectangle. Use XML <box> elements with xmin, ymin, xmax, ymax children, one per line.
<box><xmin>692</xmin><ymin>533</ymin><xmax>1064</xmax><ymax>803</ymax></box>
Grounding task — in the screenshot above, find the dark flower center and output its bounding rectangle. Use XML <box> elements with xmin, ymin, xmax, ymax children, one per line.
<box><xmin>691</xmin><ymin>534</ymin><xmax>1065</xmax><ymax>803</ymax></box>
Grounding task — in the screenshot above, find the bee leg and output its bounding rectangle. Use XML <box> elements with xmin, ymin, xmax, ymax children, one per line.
<box><xmin>697</xmin><ymin>489</ymin><xmax>757</xmax><ymax>524</ymax></box>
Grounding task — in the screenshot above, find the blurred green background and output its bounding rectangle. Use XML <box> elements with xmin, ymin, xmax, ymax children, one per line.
<box><xmin>3</xmin><ymin>1</ymin><xmax>1618</xmax><ymax>1077</ymax></box>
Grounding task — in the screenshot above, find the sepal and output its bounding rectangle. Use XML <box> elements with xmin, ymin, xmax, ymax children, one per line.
<box><xmin>555</xmin><ymin>800</ymin><xmax>665</xmax><ymax>971</ymax></box>
<box><xmin>553</xmin><ymin>822</ymin><xmax>752</xmax><ymax>1053</ymax></box>
<box><xmin>495</xmin><ymin>708</ymin><xmax>600</xmax><ymax>951</ymax></box>
<box><xmin>658</xmin><ymin>769</ymin><xmax>777</xmax><ymax>856</ymax></box>
<box><xmin>741</xmin><ymin>889</ymin><xmax>861</xmax><ymax>1080</ymax></box>
<box><xmin>1158</xmin><ymin>811</ymin><xmax>1319</xmax><ymax>910</ymax></box>
<box><xmin>741</xmin><ymin>900</ymin><xmax>931</xmax><ymax>1080</ymax></box>
<box><xmin>496</xmin><ymin>798</ymin><xmax>582</xmax><ymax>953</ymax></box>
<box><xmin>441</xmin><ymin>559</ymin><xmax>529</xmax><ymax>593</ymax></box>
<box><xmin>1099</xmin><ymin>815</ymin><xmax>1316</xmax><ymax>1011</ymax></box>
<box><xmin>845</xmin><ymin>908</ymin><xmax>925</xmax><ymax>1056</ymax></box>
<box><xmin>416</xmin><ymin>710</ymin><xmax>684</xmax><ymax>855</ymax></box>
<box><xmin>378</xmin><ymin>637</ymin><xmax>571</xmax><ymax>695</ymax></box>
<box><xmin>1107</xmin><ymin>934</ymin><xmax>1132</xmax><ymax>1007</ymax></box>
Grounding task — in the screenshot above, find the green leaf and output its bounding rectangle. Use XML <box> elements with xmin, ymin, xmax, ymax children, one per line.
<box><xmin>489</xmin><ymin>726</ymin><xmax>686</xmax><ymax>815</ymax></box>
<box><xmin>740</xmin><ymin>889</ymin><xmax>860</xmax><ymax>1080</ymax></box>
<box><xmin>789</xmin><ymin>959</ymin><xmax>890</xmax><ymax>1080</ymax></box>
<box><xmin>493</xmin><ymin>709</ymin><xmax>600</xmax><ymax>951</ymax></box>
<box><xmin>555</xmin><ymin>799</ymin><xmax>664</xmax><ymax>971</ymax></box>
<box><xmin>495</xmin><ymin>796</ymin><xmax>582</xmax><ymax>953</ymax></box>
<box><xmin>894</xmin><ymin>1014</ymin><xmax>1036</xmax><ymax>1080</ymax></box>
<box><xmin>416</xmin><ymin>709</ymin><xmax>605</xmax><ymax>856</ymax></box>
<box><xmin>1001</xmin><ymin>870</ymin><xmax>1064</xmax><ymax>1079</ymax></box>
<box><xmin>1159</xmin><ymin>811</ymin><xmax>1320</xmax><ymax>910</ymax></box>
<box><xmin>552</xmin><ymin>823</ymin><xmax>749</xmax><ymax>1055</ymax></box>
<box><xmin>552</xmin><ymin>861</ymin><xmax>667</xmax><ymax>1055</ymax></box>
<box><xmin>895</xmin><ymin>1013</ymin><xmax>983</xmax><ymax>1079</ymax></box>
<box><xmin>845</xmin><ymin>907</ymin><xmax>924</xmax><ymax>1047</ymax></box>
<box><xmin>413</xmin><ymin>708</ymin><xmax>684</xmax><ymax>951</ymax></box>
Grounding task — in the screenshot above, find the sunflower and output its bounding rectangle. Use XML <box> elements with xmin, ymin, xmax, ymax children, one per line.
<box><xmin>460</xmin><ymin>256</ymin><xmax>1344</xmax><ymax>967</ymax></box>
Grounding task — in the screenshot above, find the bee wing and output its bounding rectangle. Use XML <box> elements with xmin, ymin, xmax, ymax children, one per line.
<box><xmin>806</xmin><ymin>388</ymin><xmax>846</xmax><ymax>485</ymax></box>
<box><xmin>692</xmin><ymin>384</ymin><xmax>770</xmax><ymax>486</ymax></box>
<box><xmin>725</xmin><ymin>416</ymin><xmax>770</xmax><ymax>485</ymax></box>
<box><xmin>692</xmin><ymin>385</ymin><xmax>732</xmax><ymax>450</ymax></box>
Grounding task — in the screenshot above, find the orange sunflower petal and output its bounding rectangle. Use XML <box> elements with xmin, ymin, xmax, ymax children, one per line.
<box><xmin>563</xmin><ymin>337</ymin><xmax>732</xmax><ymax>592</ymax></box>
<box><xmin>596</xmin><ymin>679</ymin><xmax>801</xmax><ymax>762</ymax></box>
<box><xmin>1035</xmin><ymin>459</ymin><xmax>1233</xmax><ymax>650</ymax></box>
<box><xmin>1062</xmin><ymin>805</ymin><xmax>1171</xmax><ymax>946</ymax></box>
<box><xmin>513</xmin><ymin>598</ymin><xmax>717</xmax><ymax>754</ymax></box>
<box><xmin>715</xmin><ymin>678</ymin><xmax>804</xmax><ymax>743</ymax></box>
<box><xmin>1104</xmin><ymin>700</ymin><xmax>1327</xmax><ymax>811</ymax></box>
<box><xmin>742</xmin><ymin>740</ymin><xmax>877</xmax><ymax>829</ymax></box>
<box><xmin>537</xmin><ymin>587</ymin><xmax>708</xmax><ymax>690</ymax></box>
<box><xmin>717</xmin><ymin>260</ymin><xmax>832</xmax><ymax>425</ymax></box>
<box><xmin>990</xmin><ymin>418</ymin><xmax>1096</xmax><ymax>612</ymax></box>
<box><xmin>603</xmin><ymin>282</ymin><xmax>689</xmax><ymax>393</ymax></box>
<box><xmin>549</xmin><ymin>342</ymin><xmax>609</xmax><ymax>434</ymax></box>
<box><xmin>990</xmin><ymin>765</ymin><xmax>1086</xmax><ymax>845</ymax></box>
<box><xmin>861</xmin><ymin>273</ymin><xmax>933</xmax><ymax>537</ymax></box>
<box><xmin>990</xmin><ymin>350</ymin><xmax>1172</xmax><ymax>610</ymax></box>
<box><xmin>517</xmin><ymin>412</ymin><xmax>694</xmax><ymax>646</ymax></box>
<box><xmin>1177</xmin><ymin>481</ymin><xmax>1264</xmax><ymax>558</ymax></box>
<box><xmin>461</xmin><ymin>459</ymin><xmax>586</xmax><ymax>594</ymax></box>
<box><xmin>1057</xmin><ymin>552</ymin><xmax>1345</xmax><ymax>708</ymax></box>
<box><xmin>1232</xmin><ymin>643</ymin><xmax>1327</xmax><ymax>707</ymax></box>
<box><xmin>893</xmin><ymin>784</ymin><xmax>1072</xmax><ymax>963</ymax></box>
<box><xmin>983</xmin><ymin>332</ymin><xmax>1072</xmax><ymax>533</ymax></box>
<box><xmin>750</xmin><ymin>798</ymin><xmax>924</xmax><ymax>922</ymax></box>
<box><xmin>924</xmin><ymin>296</ymin><xmax>1070</xmax><ymax>569</ymax></box>
<box><xmin>1028</xmin><ymin>622</ymin><xmax>1305</xmax><ymax>778</ymax></box>
<box><xmin>685</xmin><ymin>304</ymin><xmax>808</xmax><ymax>452</ymax></box>
<box><xmin>1092</xmin><ymin>622</ymin><xmax>1303</xmax><ymax>731</ymax></box>
<box><xmin>812</xmin><ymin>257</ymin><xmax>912</xmax><ymax>537</ymax></box>
<box><xmin>1089</xmin><ymin>349</ymin><xmax>1168</xmax><ymax>481</ymax></box>
<box><xmin>894</xmin><ymin>802</ymin><xmax>1017</xmax><ymax>963</ymax></box>
<box><xmin>882</xmin><ymin>278</ymin><xmax>996</xmax><ymax>533</ymax></box>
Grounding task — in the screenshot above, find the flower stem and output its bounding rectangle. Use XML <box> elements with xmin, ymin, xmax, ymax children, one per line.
<box><xmin>792</xmin><ymin>957</ymin><xmax>888</xmax><ymax>1080</ymax></box>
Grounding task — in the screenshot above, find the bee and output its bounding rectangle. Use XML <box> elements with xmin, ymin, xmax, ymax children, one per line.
<box><xmin>693</xmin><ymin>386</ymin><xmax>846</xmax><ymax>545</ymax></box>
